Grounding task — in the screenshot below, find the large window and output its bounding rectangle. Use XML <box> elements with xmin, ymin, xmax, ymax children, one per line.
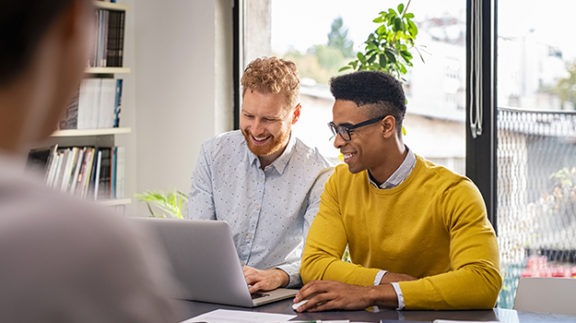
<box><xmin>237</xmin><ymin>0</ymin><xmax>576</xmax><ymax>309</ymax></box>
<box><xmin>241</xmin><ymin>0</ymin><xmax>466</xmax><ymax>172</ymax></box>
<box><xmin>496</xmin><ymin>0</ymin><xmax>576</xmax><ymax>308</ymax></box>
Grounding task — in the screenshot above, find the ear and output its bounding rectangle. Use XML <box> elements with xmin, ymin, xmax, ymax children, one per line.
<box><xmin>58</xmin><ymin>0</ymin><xmax>92</xmax><ymax>39</ymax></box>
<box><xmin>291</xmin><ymin>104</ymin><xmax>302</xmax><ymax>124</ymax></box>
<box><xmin>381</xmin><ymin>115</ymin><xmax>396</xmax><ymax>138</ymax></box>
<box><xmin>53</xmin><ymin>0</ymin><xmax>93</xmax><ymax>73</ymax></box>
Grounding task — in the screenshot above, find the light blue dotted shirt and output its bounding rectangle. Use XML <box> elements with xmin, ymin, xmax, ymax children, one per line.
<box><xmin>188</xmin><ymin>130</ymin><xmax>332</xmax><ymax>287</ymax></box>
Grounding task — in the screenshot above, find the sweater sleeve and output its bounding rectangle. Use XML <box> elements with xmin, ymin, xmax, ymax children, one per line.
<box><xmin>301</xmin><ymin>167</ymin><xmax>380</xmax><ymax>285</ymax></box>
<box><xmin>398</xmin><ymin>180</ymin><xmax>502</xmax><ymax>310</ymax></box>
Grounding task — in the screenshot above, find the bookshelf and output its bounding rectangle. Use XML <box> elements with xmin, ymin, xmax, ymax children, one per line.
<box><xmin>86</xmin><ymin>67</ymin><xmax>130</xmax><ymax>74</ymax></box>
<box><xmin>94</xmin><ymin>1</ymin><xmax>128</xmax><ymax>12</ymax></box>
<box><xmin>52</xmin><ymin>128</ymin><xmax>131</xmax><ymax>137</ymax></box>
<box><xmin>28</xmin><ymin>1</ymin><xmax>130</xmax><ymax>211</ymax></box>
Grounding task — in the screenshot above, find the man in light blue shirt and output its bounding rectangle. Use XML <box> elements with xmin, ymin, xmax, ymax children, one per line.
<box><xmin>188</xmin><ymin>57</ymin><xmax>332</xmax><ymax>292</ymax></box>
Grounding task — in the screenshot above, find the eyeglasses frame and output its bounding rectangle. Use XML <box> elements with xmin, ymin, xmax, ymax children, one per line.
<box><xmin>328</xmin><ymin>115</ymin><xmax>388</xmax><ymax>141</ymax></box>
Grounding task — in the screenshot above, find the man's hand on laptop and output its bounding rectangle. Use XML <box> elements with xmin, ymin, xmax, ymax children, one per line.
<box><xmin>243</xmin><ymin>266</ymin><xmax>289</xmax><ymax>293</ymax></box>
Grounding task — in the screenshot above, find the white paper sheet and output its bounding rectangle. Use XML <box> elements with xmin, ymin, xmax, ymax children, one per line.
<box><xmin>180</xmin><ymin>309</ymin><xmax>296</xmax><ymax>323</ymax></box>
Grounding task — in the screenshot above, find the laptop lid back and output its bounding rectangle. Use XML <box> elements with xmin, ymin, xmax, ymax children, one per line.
<box><xmin>132</xmin><ymin>217</ymin><xmax>255</xmax><ymax>307</ymax></box>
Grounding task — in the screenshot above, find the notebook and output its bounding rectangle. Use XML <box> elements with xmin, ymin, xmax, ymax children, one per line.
<box><xmin>131</xmin><ymin>217</ymin><xmax>298</xmax><ymax>307</ymax></box>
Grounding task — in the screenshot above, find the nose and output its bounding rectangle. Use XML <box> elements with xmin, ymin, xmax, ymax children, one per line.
<box><xmin>333</xmin><ymin>133</ymin><xmax>345</xmax><ymax>149</ymax></box>
<box><xmin>250</xmin><ymin>119</ymin><xmax>265</xmax><ymax>136</ymax></box>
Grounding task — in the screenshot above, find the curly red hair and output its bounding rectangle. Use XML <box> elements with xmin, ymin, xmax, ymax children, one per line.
<box><xmin>241</xmin><ymin>57</ymin><xmax>300</xmax><ymax>108</ymax></box>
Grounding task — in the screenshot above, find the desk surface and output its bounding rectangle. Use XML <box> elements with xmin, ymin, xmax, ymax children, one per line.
<box><xmin>175</xmin><ymin>298</ymin><xmax>576</xmax><ymax>322</ymax></box>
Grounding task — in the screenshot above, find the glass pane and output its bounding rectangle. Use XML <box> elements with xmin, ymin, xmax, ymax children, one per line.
<box><xmin>497</xmin><ymin>0</ymin><xmax>576</xmax><ymax>309</ymax></box>
<box><xmin>242</xmin><ymin>0</ymin><xmax>466</xmax><ymax>173</ymax></box>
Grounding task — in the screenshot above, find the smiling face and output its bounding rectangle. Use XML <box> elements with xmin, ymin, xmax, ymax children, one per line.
<box><xmin>240</xmin><ymin>89</ymin><xmax>300</xmax><ymax>167</ymax></box>
<box><xmin>332</xmin><ymin>99</ymin><xmax>399</xmax><ymax>182</ymax></box>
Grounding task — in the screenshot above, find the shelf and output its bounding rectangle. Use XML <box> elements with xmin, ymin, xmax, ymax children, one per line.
<box><xmin>85</xmin><ymin>67</ymin><xmax>130</xmax><ymax>74</ymax></box>
<box><xmin>52</xmin><ymin>128</ymin><xmax>131</xmax><ymax>137</ymax></box>
<box><xmin>94</xmin><ymin>1</ymin><xmax>128</xmax><ymax>11</ymax></box>
<box><xmin>98</xmin><ymin>198</ymin><xmax>132</xmax><ymax>207</ymax></box>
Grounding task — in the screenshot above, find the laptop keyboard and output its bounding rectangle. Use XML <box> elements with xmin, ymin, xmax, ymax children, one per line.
<box><xmin>251</xmin><ymin>292</ymin><xmax>270</xmax><ymax>299</ymax></box>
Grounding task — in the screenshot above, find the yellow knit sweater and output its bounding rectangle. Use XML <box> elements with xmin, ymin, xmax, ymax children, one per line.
<box><xmin>301</xmin><ymin>156</ymin><xmax>502</xmax><ymax>310</ymax></box>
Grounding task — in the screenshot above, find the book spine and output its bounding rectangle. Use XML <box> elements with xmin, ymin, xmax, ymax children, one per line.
<box><xmin>92</xmin><ymin>149</ymin><xmax>103</xmax><ymax>200</ymax></box>
<box><xmin>114</xmin><ymin>79</ymin><xmax>123</xmax><ymax>127</ymax></box>
<box><xmin>45</xmin><ymin>144</ymin><xmax>60</xmax><ymax>186</ymax></box>
<box><xmin>117</xmin><ymin>10</ymin><xmax>125</xmax><ymax>67</ymax></box>
<box><xmin>98</xmin><ymin>147</ymin><xmax>112</xmax><ymax>200</ymax></box>
<box><xmin>59</xmin><ymin>90</ymin><xmax>79</xmax><ymax>129</ymax></box>
<box><xmin>69</xmin><ymin>147</ymin><xmax>86</xmax><ymax>195</ymax></box>
<box><xmin>106</xmin><ymin>10</ymin><xmax>117</xmax><ymax>67</ymax></box>
<box><xmin>80</xmin><ymin>147</ymin><xmax>95</xmax><ymax>199</ymax></box>
<box><xmin>89</xmin><ymin>10</ymin><xmax>98</xmax><ymax>67</ymax></box>
<box><xmin>60</xmin><ymin>147</ymin><xmax>79</xmax><ymax>192</ymax></box>
<box><xmin>111</xmin><ymin>146</ymin><xmax>117</xmax><ymax>198</ymax></box>
<box><xmin>94</xmin><ymin>78</ymin><xmax>114</xmax><ymax>128</ymax></box>
<box><xmin>96</xmin><ymin>10</ymin><xmax>107</xmax><ymax>67</ymax></box>
<box><xmin>115</xmin><ymin>146</ymin><xmax>125</xmax><ymax>199</ymax></box>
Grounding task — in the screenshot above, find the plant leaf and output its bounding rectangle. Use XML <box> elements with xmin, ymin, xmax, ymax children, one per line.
<box><xmin>397</xmin><ymin>3</ymin><xmax>405</xmax><ymax>15</ymax></box>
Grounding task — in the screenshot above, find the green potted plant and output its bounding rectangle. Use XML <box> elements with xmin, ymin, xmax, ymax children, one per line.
<box><xmin>340</xmin><ymin>0</ymin><xmax>421</xmax><ymax>139</ymax></box>
<box><xmin>340</xmin><ymin>0</ymin><xmax>421</xmax><ymax>82</ymax></box>
<box><xmin>134</xmin><ymin>190</ymin><xmax>188</xmax><ymax>219</ymax></box>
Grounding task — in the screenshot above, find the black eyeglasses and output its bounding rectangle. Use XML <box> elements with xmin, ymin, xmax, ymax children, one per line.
<box><xmin>328</xmin><ymin>115</ymin><xmax>387</xmax><ymax>141</ymax></box>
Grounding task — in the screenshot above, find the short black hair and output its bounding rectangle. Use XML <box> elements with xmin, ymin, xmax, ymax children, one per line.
<box><xmin>330</xmin><ymin>71</ymin><xmax>406</xmax><ymax>135</ymax></box>
<box><xmin>0</xmin><ymin>0</ymin><xmax>74</xmax><ymax>86</ymax></box>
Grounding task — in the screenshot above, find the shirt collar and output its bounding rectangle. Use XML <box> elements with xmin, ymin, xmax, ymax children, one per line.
<box><xmin>247</xmin><ymin>134</ymin><xmax>296</xmax><ymax>175</ymax></box>
<box><xmin>368</xmin><ymin>146</ymin><xmax>416</xmax><ymax>189</ymax></box>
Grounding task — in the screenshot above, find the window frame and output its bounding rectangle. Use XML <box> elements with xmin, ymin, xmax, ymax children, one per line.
<box><xmin>466</xmin><ymin>0</ymin><xmax>498</xmax><ymax>230</ymax></box>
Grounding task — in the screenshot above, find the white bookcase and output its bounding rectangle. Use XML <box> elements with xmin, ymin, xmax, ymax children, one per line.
<box><xmin>29</xmin><ymin>1</ymin><xmax>131</xmax><ymax>212</ymax></box>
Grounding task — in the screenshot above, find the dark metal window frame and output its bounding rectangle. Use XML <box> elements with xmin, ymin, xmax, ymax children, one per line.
<box><xmin>466</xmin><ymin>0</ymin><xmax>497</xmax><ymax>230</ymax></box>
<box><xmin>233</xmin><ymin>0</ymin><xmax>241</xmax><ymax>130</ymax></box>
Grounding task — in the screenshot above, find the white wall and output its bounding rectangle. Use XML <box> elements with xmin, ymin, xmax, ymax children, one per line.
<box><xmin>127</xmin><ymin>0</ymin><xmax>233</xmax><ymax>215</ymax></box>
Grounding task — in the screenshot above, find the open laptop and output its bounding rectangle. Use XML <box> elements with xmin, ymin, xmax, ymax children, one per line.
<box><xmin>131</xmin><ymin>217</ymin><xmax>298</xmax><ymax>307</ymax></box>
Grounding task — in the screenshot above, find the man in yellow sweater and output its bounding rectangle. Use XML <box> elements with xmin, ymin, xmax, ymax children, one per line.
<box><xmin>294</xmin><ymin>71</ymin><xmax>502</xmax><ymax>311</ymax></box>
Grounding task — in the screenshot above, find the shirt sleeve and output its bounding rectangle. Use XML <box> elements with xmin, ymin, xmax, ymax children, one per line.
<box><xmin>373</xmin><ymin>270</ymin><xmax>387</xmax><ymax>286</ymax></box>
<box><xmin>187</xmin><ymin>142</ymin><xmax>216</xmax><ymax>220</ymax></box>
<box><xmin>276</xmin><ymin>263</ymin><xmax>301</xmax><ymax>288</ymax></box>
<box><xmin>390</xmin><ymin>283</ymin><xmax>405</xmax><ymax>310</ymax></box>
<box><xmin>279</xmin><ymin>167</ymin><xmax>333</xmax><ymax>288</ymax></box>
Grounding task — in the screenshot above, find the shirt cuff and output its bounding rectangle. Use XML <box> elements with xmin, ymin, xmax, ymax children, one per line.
<box><xmin>373</xmin><ymin>270</ymin><xmax>388</xmax><ymax>285</ymax></box>
<box><xmin>276</xmin><ymin>264</ymin><xmax>302</xmax><ymax>288</ymax></box>
<box><xmin>391</xmin><ymin>282</ymin><xmax>405</xmax><ymax>310</ymax></box>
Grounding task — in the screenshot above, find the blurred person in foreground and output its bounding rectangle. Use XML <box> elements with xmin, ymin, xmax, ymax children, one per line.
<box><xmin>188</xmin><ymin>57</ymin><xmax>332</xmax><ymax>293</ymax></box>
<box><xmin>0</xmin><ymin>0</ymin><xmax>178</xmax><ymax>321</ymax></box>
<box><xmin>294</xmin><ymin>71</ymin><xmax>501</xmax><ymax>311</ymax></box>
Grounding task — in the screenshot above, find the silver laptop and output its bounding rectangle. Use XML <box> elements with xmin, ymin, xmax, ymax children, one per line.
<box><xmin>132</xmin><ymin>217</ymin><xmax>298</xmax><ymax>307</ymax></box>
